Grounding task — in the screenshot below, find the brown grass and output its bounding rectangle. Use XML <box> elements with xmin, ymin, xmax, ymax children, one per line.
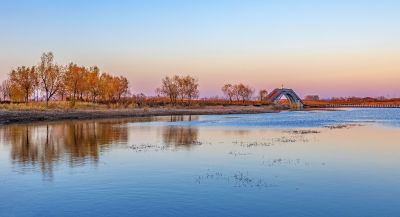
<box><xmin>0</xmin><ymin>101</ymin><xmax>112</xmax><ymax>111</ymax></box>
<box><xmin>0</xmin><ymin>98</ymin><xmax>273</xmax><ymax>111</ymax></box>
<box><xmin>304</xmin><ymin>99</ymin><xmax>400</xmax><ymax>107</ymax></box>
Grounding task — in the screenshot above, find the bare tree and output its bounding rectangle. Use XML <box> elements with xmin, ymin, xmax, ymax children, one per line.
<box><xmin>0</xmin><ymin>80</ymin><xmax>11</xmax><ymax>101</ymax></box>
<box><xmin>0</xmin><ymin>81</ymin><xmax>3</xmax><ymax>102</ymax></box>
<box><xmin>10</xmin><ymin>66</ymin><xmax>37</xmax><ymax>103</ymax></box>
<box><xmin>221</xmin><ymin>84</ymin><xmax>235</xmax><ymax>102</ymax></box>
<box><xmin>157</xmin><ymin>75</ymin><xmax>179</xmax><ymax>105</ymax></box>
<box><xmin>181</xmin><ymin>75</ymin><xmax>199</xmax><ymax>105</ymax></box>
<box><xmin>157</xmin><ymin>75</ymin><xmax>199</xmax><ymax>105</ymax></box>
<box><xmin>231</xmin><ymin>83</ymin><xmax>254</xmax><ymax>102</ymax></box>
<box><xmin>233</xmin><ymin>84</ymin><xmax>241</xmax><ymax>101</ymax></box>
<box><xmin>177</xmin><ymin>77</ymin><xmax>186</xmax><ymax>102</ymax></box>
<box><xmin>259</xmin><ymin>89</ymin><xmax>268</xmax><ymax>101</ymax></box>
<box><xmin>37</xmin><ymin>52</ymin><xmax>65</xmax><ymax>106</ymax></box>
<box><xmin>240</xmin><ymin>84</ymin><xmax>254</xmax><ymax>102</ymax></box>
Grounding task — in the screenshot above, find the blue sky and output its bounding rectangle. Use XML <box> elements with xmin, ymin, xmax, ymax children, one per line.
<box><xmin>1</xmin><ymin>0</ymin><xmax>400</xmax><ymax>97</ymax></box>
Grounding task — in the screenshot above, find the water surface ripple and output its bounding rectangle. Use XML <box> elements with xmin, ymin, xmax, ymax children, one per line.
<box><xmin>0</xmin><ymin>108</ymin><xmax>399</xmax><ymax>217</ymax></box>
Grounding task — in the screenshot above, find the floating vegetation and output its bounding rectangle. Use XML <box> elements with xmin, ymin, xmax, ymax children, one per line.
<box><xmin>262</xmin><ymin>158</ymin><xmax>302</xmax><ymax>167</ymax></box>
<box><xmin>195</xmin><ymin>170</ymin><xmax>227</xmax><ymax>183</ymax></box>
<box><xmin>195</xmin><ymin>170</ymin><xmax>277</xmax><ymax>188</ymax></box>
<box><xmin>325</xmin><ymin>123</ymin><xmax>364</xmax><ymax>129</ymax></box>
<box><xmin>129</xmin><ymin>140</ymin><xmax>203</xmax><ymax>152</ymax></box>
<box><xmin>228</xmin><ymin>151</ymin><xmax>251</xmax><ymax>156</ymax></box>
<box><xmin>233</xmin><ymin>141</ymin><xmax>274</xmax><ymax>148</ymax></box>
<box><xmin>285</xmin><ymin>130</ymin><xmax>321</xmax><ymax>134</ymax></box>
<box><xmin>326</xmin><ymin>124</ymin><xmax>349</xmax><ymax>129</ymax></box>
<box><xmin>129</xmin><ymin>143</ymin><xmax>164</xmax><ymax>152</ymax></box>
<box><xmin>272</xmin><ymin>136</ymin><xmax>297</xmax><ymax>143</ymax></box>
<box><xmin>261</xmin><ymin>158</ymin><xmax>327</xmax><ymax>167</ymax></box>
<box><xmin>233</xmin><ymin>135</ymin><xmax>310</xmax><ymax>148</ymax></box>
<box><xmin>232</xmin><ymin>172</ymin><xmax>262</xmax><ymax>187</ymax></box>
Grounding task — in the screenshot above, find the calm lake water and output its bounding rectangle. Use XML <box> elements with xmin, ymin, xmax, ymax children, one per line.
<box><xmin>1</xmin><ymin>108</ymin><xmax>400</xmax><ymax>217</ymax></box>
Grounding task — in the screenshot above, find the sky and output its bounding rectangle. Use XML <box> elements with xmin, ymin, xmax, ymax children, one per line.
<box><xmin>1</xmin><ymin>0</ymin><xmax>399</xmax><ymax>98</ymax></box>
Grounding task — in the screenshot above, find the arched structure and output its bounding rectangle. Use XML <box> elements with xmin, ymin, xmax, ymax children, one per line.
<box><xmin>265</xmin><ymin>88</ymin><xmax>304</xmax><ymax>109</ymax></box>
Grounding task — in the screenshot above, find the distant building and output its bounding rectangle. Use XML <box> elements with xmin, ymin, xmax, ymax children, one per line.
<box><xmin>304</xmin><ymin>95</ymin><xmax>320</xmax><ymax>101</ymax></box>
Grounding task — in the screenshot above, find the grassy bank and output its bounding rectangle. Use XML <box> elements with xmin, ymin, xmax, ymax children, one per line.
<box><xmin>0</xmin><ymin>101</ymin><xmax>124</xmax><ymax>111</ymax></box>
<box><xmin>0</xmin><ymin>104</ymin><xmax>280</xmax><ymax>125</ymax></box>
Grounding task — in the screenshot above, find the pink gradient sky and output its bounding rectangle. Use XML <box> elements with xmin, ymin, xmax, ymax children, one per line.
<box><xmin>1</xmin><ymin>1</ymin><xmax>399</xmax><ymax>98</ymax></box>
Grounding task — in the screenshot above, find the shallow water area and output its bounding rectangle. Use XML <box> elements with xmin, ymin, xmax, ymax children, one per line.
<box><xmin>1</xmin><ymin>108</ymin><xmax>400</xmax><ymax>217</ymax></box>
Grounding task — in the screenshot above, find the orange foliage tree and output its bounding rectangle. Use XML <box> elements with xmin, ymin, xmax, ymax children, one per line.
<box><xmin>9</xmin><ymin>66</ymin><xmax>38</xmax><ymax>103</ymax></box>
<box><xmin>1</xmin><ymin>52</ymin><xmax>131</xmax><ymax>106</ymax></box>
<box><xmin>64</xmin><ymin>63</ymin><xmax>86</xmax><ymax>105</ymax></box>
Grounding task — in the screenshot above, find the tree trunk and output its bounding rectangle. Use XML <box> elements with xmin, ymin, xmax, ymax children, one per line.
<box><xmin>46</xmin><ymin>92</ymin><xmax>49</xmax><ymax>107</ymax></box>
<box><xmin>25</xmin><ymin>89</ymin><xmax>29</xmax><ymax>104</ymax></box>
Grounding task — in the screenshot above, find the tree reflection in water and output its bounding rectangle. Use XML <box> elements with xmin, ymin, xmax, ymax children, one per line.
<box><xmin>0</xmin><ymin>120</ymin><xmax>128</xmax><ymax>178</ymax></box>
<box><xmin>162</xmin><ymin>127</ymin><xmax>199</xmax><ymax>148</ymax></box>
<box><xmin>168</xmin><ymin>115</ymin><xmax>198</xmax><ymax>123</ymax></box>
<box><xmin>162</xmin><ymin>115</ymin><xmax>200</xmax><ymax>148</ymax></box>
<box><xmin>0</xmin><ymin>115</ymin><xmax>200</xmax><ymax>178</ymax></box>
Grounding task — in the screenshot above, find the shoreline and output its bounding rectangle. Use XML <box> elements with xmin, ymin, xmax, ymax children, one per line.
<box><xmin>0</xmin><ymin>105</ymin><xmax>282</xmax><ymax>125</ymax></box>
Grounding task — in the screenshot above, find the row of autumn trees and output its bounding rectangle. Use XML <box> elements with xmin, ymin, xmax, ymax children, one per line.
<box><xmin>0</xmin><ymin>51</ymin><xmax>272</xmax><ymax>107</ymax></box>
<box><xmin>0</xmin><ymin>52</ymin><xmax>129</xmax><ymax>105</ymax></box>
